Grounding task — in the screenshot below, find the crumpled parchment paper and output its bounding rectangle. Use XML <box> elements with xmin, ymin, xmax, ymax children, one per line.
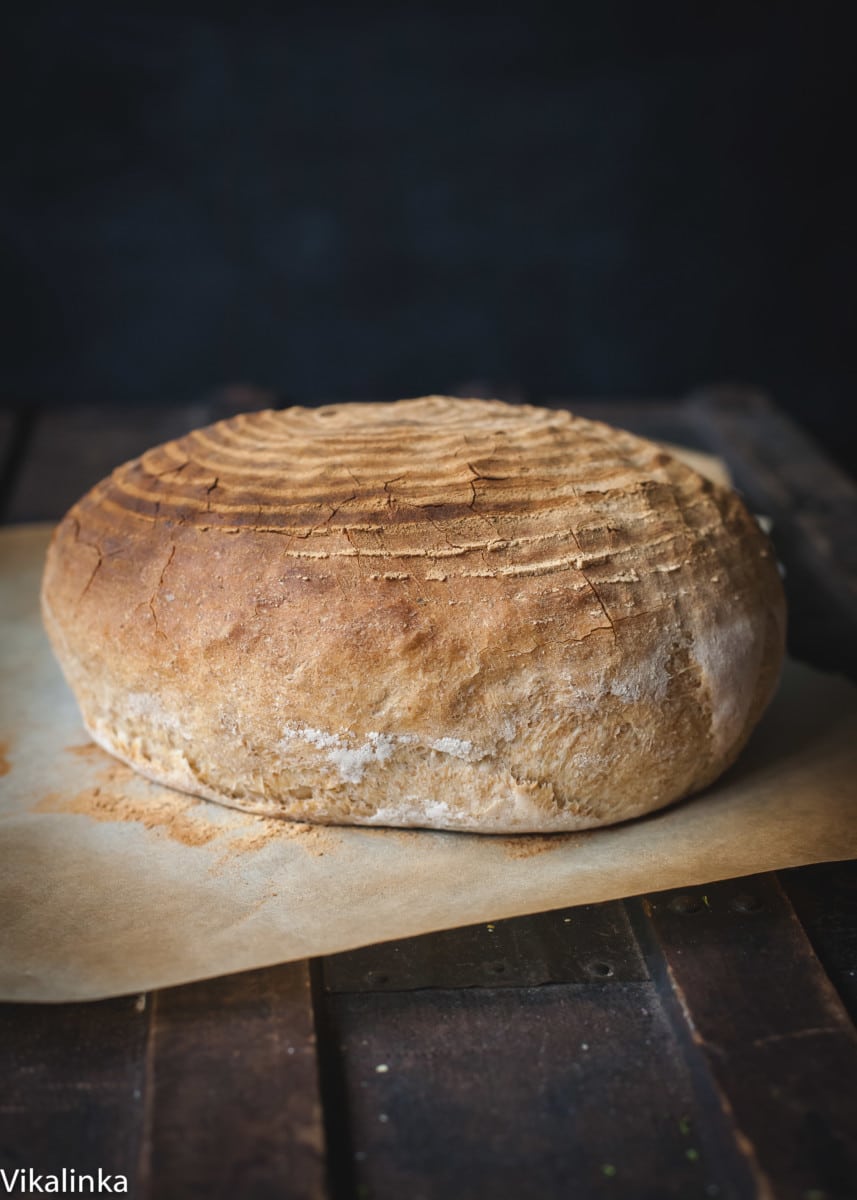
<box><xmin>2</xmin><ymin>524</ymin><xmax>855</xmax><ymax>1003</ymax></box>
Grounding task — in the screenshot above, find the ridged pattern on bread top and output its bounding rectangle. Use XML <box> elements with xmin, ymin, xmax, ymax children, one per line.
<box><xmin>41</xmin><ymin>397</ymin><xmax>786</xmax><ymax>832</ymax></box>
<box><xmin>75</xmin><ymin>396</ymin><xmax>739</xmax><ymax>585</ymax></box>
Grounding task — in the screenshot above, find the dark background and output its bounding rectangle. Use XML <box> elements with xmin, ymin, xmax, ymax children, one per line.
<box><xmin>3</xmin><ymin>2</ymin><xmax>855</xmax><ymax>472</ymax></box>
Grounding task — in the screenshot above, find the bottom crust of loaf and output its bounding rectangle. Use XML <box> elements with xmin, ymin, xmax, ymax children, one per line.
<box><xmin>82</xmin><ymin>706</ymin><xmax>731</xmax><ymax>836</ymax></box>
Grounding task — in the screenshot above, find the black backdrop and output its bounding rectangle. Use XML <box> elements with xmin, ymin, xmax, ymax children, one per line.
<box><xmin>3</xmin><ymin>2</ymin><xmax>855</xmax><ymax>471</ymax></box>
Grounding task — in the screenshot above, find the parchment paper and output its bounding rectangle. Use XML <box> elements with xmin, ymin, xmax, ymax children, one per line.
<box><xmin>2</xmin><ymin>524</ymin><xmax>855</xmax><ymax>1003</ymax></box>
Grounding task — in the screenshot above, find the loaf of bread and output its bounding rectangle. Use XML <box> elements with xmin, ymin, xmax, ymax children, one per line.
<box><xmin>41</xmin><ymin>397</ymin><xmax>785</xmax><ymax>832</ymax></box>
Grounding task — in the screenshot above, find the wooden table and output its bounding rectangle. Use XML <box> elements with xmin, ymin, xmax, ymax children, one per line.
<box><xmin>1</xmin><ymin>389</ymin><xmax>855</xmax><ymax>1200</ymax></box>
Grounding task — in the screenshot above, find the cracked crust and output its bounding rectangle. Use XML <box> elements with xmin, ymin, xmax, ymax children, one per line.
<box><xmin>40</xmin><ymin>396</ymin><xmax>786</xmax><ymax>832</ymax></box>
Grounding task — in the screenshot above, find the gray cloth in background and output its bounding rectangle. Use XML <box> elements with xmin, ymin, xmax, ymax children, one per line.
<box><xmin>2</xmin><ymin>4</ymin><xmax>855</xmax><ymax>471</ymax></box>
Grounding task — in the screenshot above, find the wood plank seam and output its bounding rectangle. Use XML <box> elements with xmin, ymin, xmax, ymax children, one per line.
<box><xmin>134</xmin><ymin>992</ymin><xmax>157</xmax><ymax>1200</ymax></box>
<box><xmin>629</xmin><ymin>876</ymin><xmax>857</xmax><ymax>1198</ymax></box>
<box><xmin>778</xmin><ymin>862</ymin><xmax>857</xmax><ymax>1024</ymax></box>
<box><xmin>625</xmin><ymin>895</ymin><xmax>775</xmax><ymax>1199</ymax></box>
<box><xmin>309</xmin><ymin>960</ymin><xmax>355</xmax><ymax>1200</ymax></box>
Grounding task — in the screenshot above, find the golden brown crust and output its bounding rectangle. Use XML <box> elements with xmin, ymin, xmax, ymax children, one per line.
<box><xmin>41</xmin><ymin>397</ymin><xmax>786</xmax><ymax>832</ymax></box>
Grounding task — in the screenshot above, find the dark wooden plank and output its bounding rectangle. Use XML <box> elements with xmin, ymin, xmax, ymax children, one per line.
<box><xmin>139</xmin><ymin>963</ymin><xmax>327</xmax><ymax>1200</ymax></box>
<box><xmin>6</xmin><ymin>403</ymin><xmax>216</xmax><ymax>523</ymax></box>
<box><xmin>779</xmin><ymin>861</ymin><xmax>857</xmax><ymax>1021</ymax></box>
<box><xmin>324</xmin><ymin>982</ymin><xmax>756</xmax><ymax>1200</ymax></box>
<box><xmin>635</xmin><ymin>874</ymin><xmax>857</xmax><ymax>1200</ymax></box>
<box><xmin>0</xmin><ymin>993</ymin><xmax>149</xmax><ymax>1188</ymax></box>
<box><xmin>323</xmin><ymin>902</ymin><xmax>648</xmax><ymax>992</ymax></box>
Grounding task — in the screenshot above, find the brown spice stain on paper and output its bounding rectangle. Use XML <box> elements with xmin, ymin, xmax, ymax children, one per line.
<box><xmin>64</xmin><ymin>741</ymin><xmax>105</xmax><ymax>761</ymax></box>
<box><xmin>38</xmin><ymin>753</ymin><xmax>337</xmax><ymax>856</ymax></box>
<box><xmin>502</xmin><ymin>832</ymin><xmax>589</xmax><ymax>859</ymax></box>
<box><xmin>0</xmin><ymin>739</ymin><xmax>10</xmax><ymax>777</ymax></box>
<box><xmin>223</xmin><ymin>817</ymin><xmax>338</xmax><ymax>857</ymax></box>
<box><xmin>382</xmin><ymin>828</ymin><xmax>423</xmax><ymax>844</ymax></box>
<box><xmin>39</xmin><ymin>753</ymin><xmax>225</xmax><ymax>847</ymax></box>
<box><xmin>36</xmin><ymin>767</ymin><xmax>220</xmax><ymax>847</ymax></box>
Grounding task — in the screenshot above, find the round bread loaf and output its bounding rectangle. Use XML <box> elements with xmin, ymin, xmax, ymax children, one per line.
<box><xmin>41</xmin><ymin>396</ymin><xmax>785</xmax><ymax>832</ymax></box>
